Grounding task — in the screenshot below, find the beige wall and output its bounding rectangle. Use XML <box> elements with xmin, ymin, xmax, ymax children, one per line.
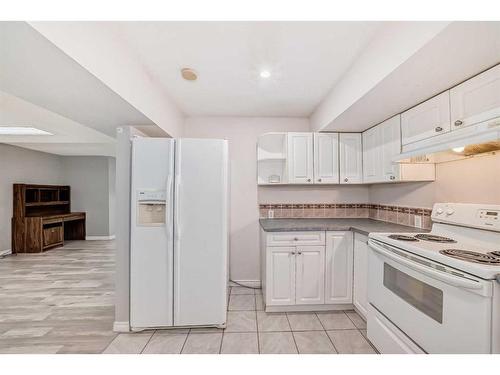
<box><xmin>184</xmin><ymin>117</ymin><xmax>369</xmax><ymax>282</ymax></box>
<box><xmin>369</xmin><ymin>153</ymin><xmax>500</xmax><ymax>208</ymax></box>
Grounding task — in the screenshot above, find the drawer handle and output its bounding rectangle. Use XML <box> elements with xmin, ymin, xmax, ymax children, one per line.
<box><xmin>318</xmin><ymin>178</ymin><xmax>322</xmax><ymax>182</ymax></box>
<box><xmin>390</xmin><ymin>175</ymin><xmax>395</xmax><ymax>180</ymax></box>
<box><xmin>297</xmin><ymin>251</ymin><xmax>302</xmax><ymax>255</ymax></box>
<box><xmin>454</xmin><ymin>120</ymin><xmax>463</xmax><ymax>127</ymax></box>
<box><xmin>307</xmin><ymin>179</ymin><xmax>311</xmax><ymax>182</ymax></box>
<box><xmin>290</xmin><ymin>251</ymin><xmax>296</xmax><ymax>255</ymax></box>
<box><xmin>293</xmin><ymin>237</ymin><xmax>299</xmax><ymax>241</ymax></box>
<box><xmin>344</xmin><ymin>178</ymin><xmax>348</xmax><ymax>182</ymax></box>
<box><xmin>435</xmin><ymin>126</ymin><xmax>443</xmax><ymax>132</ymax></box>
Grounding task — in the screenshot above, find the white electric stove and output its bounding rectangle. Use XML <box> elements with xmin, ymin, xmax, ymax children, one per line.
<box><xmin>366</xmin><ymin>203</ymin><xmax>500</xmax><ymax>354</ymax></box>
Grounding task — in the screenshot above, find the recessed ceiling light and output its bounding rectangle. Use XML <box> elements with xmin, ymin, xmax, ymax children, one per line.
<box><xmin>260</xmin><ymin>70</ymin><xmax>271</xmax><ymax>79</ymax></box>
<box><xmin>181</xmin><ymin>68</ymin><xmax>198</xmax><ymax>81</ymax></box>
<box><xmin>0</xmin><ymin>127</ymin><xmax>53</xmax><ymax>135</ymax></box>
<box><xmin>452</xmin><ymin>146</ymin><xmax>465</xmax><ymax>153</ymax></box>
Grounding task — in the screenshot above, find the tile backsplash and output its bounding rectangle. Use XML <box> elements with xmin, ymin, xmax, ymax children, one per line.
<box><xmin>259</xmin><ymin>203</ymin><xmax>432</xmax><ymax>229</ymax></box>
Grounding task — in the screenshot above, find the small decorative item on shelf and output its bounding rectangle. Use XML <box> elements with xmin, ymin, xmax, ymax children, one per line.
<box><xmin>268</xmin><ymin>174</ymin><xmax>281</xmax><ymax>184</ymax></box>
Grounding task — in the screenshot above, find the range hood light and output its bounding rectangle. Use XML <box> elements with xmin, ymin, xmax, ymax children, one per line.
<box><xmin>452</xmin><ymin>146</ymin><xmax>465</xmax><ymax>153</ymax></box>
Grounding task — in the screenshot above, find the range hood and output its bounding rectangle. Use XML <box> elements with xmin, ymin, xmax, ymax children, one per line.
<box><xmin>394</xmin><ymin>117</ymin><xmax>500</xmax><ymax>163</ymax></box>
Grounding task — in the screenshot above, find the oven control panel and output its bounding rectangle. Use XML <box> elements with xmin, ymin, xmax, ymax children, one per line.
<box><xmin>432</xmin><ymin>203</ymin><xmax>500</xmax><ymax>231</ymax></box>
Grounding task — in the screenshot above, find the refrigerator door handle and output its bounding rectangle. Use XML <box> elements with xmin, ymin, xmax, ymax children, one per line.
<box><xmin>174</xmin><ymin>176</ymin><xmax>181</xmax><ymax>240</ymax></box>
<box><xmin>166</xmin><ymin>174</ymin><xmax>173</xmax><ymax>239</ymax></box>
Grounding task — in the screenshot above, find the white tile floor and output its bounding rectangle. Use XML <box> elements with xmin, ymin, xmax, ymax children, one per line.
<box><xmin>105</xmin><ymin>286</ymin><xmax>377</xmax><ymax>354</ymax></box>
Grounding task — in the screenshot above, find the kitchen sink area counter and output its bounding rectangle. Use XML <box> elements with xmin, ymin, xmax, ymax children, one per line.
<box><xmin>259</xmin><ymin>218</ymin><xmax>428</xmax><ymax>235</ymax></box>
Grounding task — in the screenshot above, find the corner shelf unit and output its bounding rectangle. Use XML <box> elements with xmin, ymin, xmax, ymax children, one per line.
<box><xmin>257</xmin><ymin>133</ymin><xmax>288</xmax><ymax>185</ymax></box>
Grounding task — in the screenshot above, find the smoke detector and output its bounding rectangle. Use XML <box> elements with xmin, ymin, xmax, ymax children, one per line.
<box><xmin>181</xmin><ymin>68</ymin><xmax>198</xmax><ymax>81</ymax></box>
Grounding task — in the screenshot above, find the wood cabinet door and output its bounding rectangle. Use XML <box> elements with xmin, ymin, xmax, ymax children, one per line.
<box><xmin>313</xmin><ymin>133</ymin><xmax>339</xmax><ymax>184</ymax></box>
<box><xmin>339</xmin><ymin>133</ymin><xmax>363</xmax><ymax>184</ymax></box>
<box><xmin>287</xmin><ymin>132</ymin><xmax>314</xmax><ymax>184</ymax></box>
<box><xmin>295</xmin><ymin>245</ymin><xmax>325</xmax><ymax>305</ymax></box>
<box><xmin>325</xmin><ymin>231</ymin><xmax>353</xmax><ymax>304</ymax></box>
<box><xmin>362</xmin><ymin>126</ymin><xmax>381</xmax><ymax>183</ymax></box>
<box><xmin>380</xmin><ymin>115</ymin><xmax>402</xmax><ymax>182</ymax></box>
<box><xmin>401</xmin><ymin>91</ymin><xmax>451</xmax><ymax>145</ymax></box>
<box><xmin>450</xmin><ymin>64</ymin><xmax>500</xmax><ymax>131</ymax></box>
<box><xmin>353</xmin><ymin>233</ymin><xmax>369</xmax><ymax>319</ymax></box>
<box><xmin>266</xmin><ymin>246</ymin><xmax>296</xmax><ymax>306</ymax></box>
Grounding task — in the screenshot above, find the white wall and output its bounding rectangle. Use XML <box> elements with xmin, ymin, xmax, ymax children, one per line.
<box><xmin>61</xmin><ymin>156</ymin><xmax>116</xmax><ymax>237</ymax></box>
<box><xmin>0</xmin><ymin>144</ymin><xmax>116</xmax><ymax>252</ymax></box>
<box><xmin>184</xmin><ymin>117</ymin><xmax>369</xmax><ymax>282</ymax></box>
<box><xmin>369</xmin><ymin>153</ymin><xmax>500</xmax><ymax>208</ymax></box>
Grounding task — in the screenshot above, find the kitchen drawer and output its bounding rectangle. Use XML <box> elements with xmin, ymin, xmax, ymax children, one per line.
<box><xmin>43</xmin><ymin>224</ymin><xmax>63</xmax><ymax>247</ymax></box>
<box><xmin>266</xmin><ymin>231</ymin><xmax>325</xmax><ymax>246</ymax></box>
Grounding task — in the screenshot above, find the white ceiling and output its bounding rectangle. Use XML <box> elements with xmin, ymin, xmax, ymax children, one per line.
<box><xmin>111</xmin><ymin>21</ymin><xmax>383</xmax><ymax>117</ymax></box>
<box><xmin>0</xmin><ymin>22</ymin><xmax>154</xmax><ymax>138</ymax></box>
<box><xmin>323</xmin><ymin>21</ymin><xmax>500</xmax><ymax>132</ymax></box>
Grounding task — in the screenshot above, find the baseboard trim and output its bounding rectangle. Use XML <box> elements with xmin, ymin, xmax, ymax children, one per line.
<box><xmin>230</xmin><ymin>280</ymin><xmax>261</xmax><ymax>288</ymax></box>
<box><xmin>0</xmin><ymin>249</ymin><xmax>12</xmax><ymax>257</ymax></box>
<box><xmin>113</xmin><ymin>321</ymin><xmax>130</xmax><ymax>332</ymax></box>
<box><xmin>85</xmin><ymin>235</ymin><xmax>116</xmax><ymax>241</ymax></box>
<box><xmin>266</xmin><ymin>303</ymin><xmax>354</xmax><ymax>313</ymax></box>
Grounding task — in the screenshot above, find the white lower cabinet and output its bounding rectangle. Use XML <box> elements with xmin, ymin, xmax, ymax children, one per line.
<box><xmin>267</xmin><ymin>246</ymin><xmax>296</xmax><ymax>306</ymax></box>
<box><xmin>325</xmin><ymin>231</ymin><xmax>353</xmax><ymax>304</ymax></box>
<box><xmin>353</xmin><ymin>233</ymin><xmax>369</xmax><ymax>319</ymax></box>
<box><xmin>262</xmin><ymin>230</ymin><xmax>357</xmax><ymax>311</ymax></box>
<box><xmin>295</xmin><ymin>246</ymin><xmax>325</xmax><ymax>305</ymax></box>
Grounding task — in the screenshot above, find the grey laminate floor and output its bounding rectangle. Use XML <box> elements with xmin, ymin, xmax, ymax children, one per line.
<box><xmin>0</xmin><ymin>240</ymin><xmax>116</xmax><ymax>353</ymax></box>
<box><xmin>0</xmin><ymin>240</ymin><xmax>376</xmax><ymax>354</ymax></box>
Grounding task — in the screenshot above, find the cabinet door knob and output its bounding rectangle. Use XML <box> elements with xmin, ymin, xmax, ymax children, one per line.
<box><xmin>293</xmin><ymin>237</ymin><xmax>298</xmax><ymax>241</ymax></box>
<box><xmin>390</xmin><ymin>175</ymin><xmax>395</xmax><ymax>180</ymax></box>
<box><xmin>290</xmin><ymin>251</ymin><xmax>296</xmax><ymax>255</ymax></box>
<box><xmin>454</xmin><ymin>120</ymin><xmax>463</xmax><ymax>126</ymax></box>
<box><xmin>344</xmin><ymin>178</ymin><xmax>348</xmax><ymax>182</ymax></box>
<box><xmin>435</xmin><ymin>126</ymin><xmax>443</xmax><ymax>132</ymax></box>
<box><xmin>318</xmin><ymin>178</ymin><xmax>322</xmax><ymax>182</ymax></box>
<box><xmin>307</xmin><ymin>178</ymin><xmax>311</xmax><ymax>182</ymax></box>
<box><xmin>297</xmin><ymin>251</ymin><xmax>302</xmax><ymax>255</ymax></box>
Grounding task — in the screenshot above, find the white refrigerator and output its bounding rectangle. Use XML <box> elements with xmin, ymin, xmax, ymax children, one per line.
<box><xmin>130</xmin><ymin>137</ymin><xmax>229</xmax><ymax>329</ymax></box>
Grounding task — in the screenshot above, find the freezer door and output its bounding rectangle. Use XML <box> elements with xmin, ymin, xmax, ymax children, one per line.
<box><xmin>130</xmin><ymin>138</ymin><xmax>174</xmax><ymax>328</ymax></box>
<box><xmin>174</xmin><ymin>138</ymin><xmax>229</xmax><ymax>326</ymax></box>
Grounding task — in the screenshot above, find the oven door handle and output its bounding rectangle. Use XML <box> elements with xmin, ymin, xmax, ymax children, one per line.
<box><xmin>369</xmin><ymin>240</ymin><xmax>491</xmax><ymax>295</ymax></box>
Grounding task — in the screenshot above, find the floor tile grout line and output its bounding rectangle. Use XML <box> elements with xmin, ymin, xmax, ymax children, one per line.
<box><xmin>315</xmin><ymin>312</ymin><xmax>339</xmax><ymax>354</ymax></box>
<box><xmin>179</xmin><ymin>329</ymin><xmax>191</xmax><ymax>354</ymax></box>
<box><xmin>254</xmin><ymin>296</ymin><xmax>261</xmax><ymax>354</ymax></box>
<box><xmin>285</xmin><ymin>313</ymin><xmax>299</xmax><ymax>354</ymax></box>
<box><xmin>139</xmin><ymin>330</ymin><xmax>155</xmax><ymax>354</ymax></box>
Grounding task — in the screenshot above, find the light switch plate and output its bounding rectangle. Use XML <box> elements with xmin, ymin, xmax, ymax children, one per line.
<box><xmin>414</xmin><ymin>215</ymin><xmax>422</xmax><ymax>228</ymax></box>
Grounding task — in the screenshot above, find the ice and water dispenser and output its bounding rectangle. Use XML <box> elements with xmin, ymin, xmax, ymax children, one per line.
<box><xmin>136</xmin><ymin>190</ymin><xmax>167</xmax><ymax>226</ymax></box>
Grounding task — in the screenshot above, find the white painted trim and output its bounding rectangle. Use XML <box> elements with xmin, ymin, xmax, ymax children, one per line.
<box><xmin>85</xmin><ymin>235</ymin><xmax>116</xmax><ymax>241</ymax></box>
<box><xmin>113</xmin><ymin>321</ymin><xmax>130</xmax><ymax>332</ymax></box>
<box><xmin>230</xmin><ymin>280</ymin><xmax>261</xmax><ymax>288</ymax></box>
<box><xmin>266</xmin><ymin>303</ymin><xmax>354</xmax><ymax>313</ymax></box>
<box><xmin>0</xmin><ymin>249</ymin><xmax>12</xmax><ymax>257</ymax></box>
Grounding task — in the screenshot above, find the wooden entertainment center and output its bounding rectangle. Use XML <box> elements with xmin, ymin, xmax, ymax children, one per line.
<box><xmin>12</xmin><ymin>184</ymin><xmax>86</xmax><ymax>253</ymax></box>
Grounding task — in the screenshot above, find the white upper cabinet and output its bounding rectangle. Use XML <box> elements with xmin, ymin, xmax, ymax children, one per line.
<box><xmin>401</xmin><ymin>91</ymin><xmax>451</xmax><ymax>146</ymax></box>
<box><xmin>450</xmin><ymin>64</ymin><xmax>500</xmax><ymax>131</ymax></box>
<box><xmin>380</xmin><ymin>115</ymin><xmax>402</xmax><ymax>181</ymax></box>
<box><xmin>325</xmin><ymin>231</ymin><xmax>353</xmax><ymax>305</ymax></box>
<box><xmin>287</xmin><ymin>132</ymin><xmax>314</xmax><ymax>184</ymax></box>
<box><xmin>362</xmin><ymin>126</ymin><xmax>381</xmax><ymax>183</ymax></box>
<box><xmin>339</xmin><ymin>133</ymin><xmax>362</xmax><ymax>184</ymax></box>
<box><xmin>313</xmin><ymin>133</ymin><xmax>339</xmax><ymax>184</ymax></box>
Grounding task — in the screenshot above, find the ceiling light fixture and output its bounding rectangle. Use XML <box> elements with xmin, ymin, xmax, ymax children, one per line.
<box><xmin>0</xmin><ymin>127</ymin><xmax>53</xmax><ymax>135</ymax></box>
<box><xmin>259</xmin><ymin>70</ymin><xmax>271</xmax><ymax>79</ymax></box>
<box><xmin>181</xmin><ymin>68</ymin><xmax>198</xmax><ymax>81</ymax></box>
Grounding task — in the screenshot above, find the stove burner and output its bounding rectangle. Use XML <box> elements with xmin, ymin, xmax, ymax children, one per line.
<box><xmin>488</xmin><ymin>251</ymin><xmax>500</xmax><ymax>258</ymax></box>
<box><xmin>415</xmin><ymin>234</ymin><xmax>456</xmax><ymax>243</ymax></box>
<box><xmin>440</xmin><ymin>249</ymin><xmax>500</xmax><ymax>265</ymax></box>
<box><xmin>388</xmin><ymin>234</ymin><xmax>418</xmax><ymax>241</ymax></box>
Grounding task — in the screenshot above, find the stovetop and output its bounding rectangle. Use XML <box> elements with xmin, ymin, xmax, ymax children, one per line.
<box><xmin>369</xmin><ymin>226</ymin><xmax>500</xmax><ymax>280</ymax></box>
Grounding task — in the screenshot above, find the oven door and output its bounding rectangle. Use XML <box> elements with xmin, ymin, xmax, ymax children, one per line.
<box><xmin>368</xmin><ymin>239</ymin><xmax>493</xmax><ymax>354</ymax></box>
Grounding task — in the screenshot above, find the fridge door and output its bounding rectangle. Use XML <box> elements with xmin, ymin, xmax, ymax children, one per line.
<box><xmin>130</xmin><ymin>138</ymin><xmax>174</xmax><ymax>328</ymax></box>
<box><xmin>174</xmin><ymin>138</ymin><xmax>229</xmax><ymax>326</ymax></box>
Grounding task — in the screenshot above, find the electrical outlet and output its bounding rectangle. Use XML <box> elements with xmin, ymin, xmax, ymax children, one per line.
<box><xmin>414</xmin><ymin>215</ymin><xmax>422</xmax><ymax>228</ymax></box>
<box><xmin>268</xmin><ymin>209</ymin><xmax>274</xmax><ymax>219</ymax></box>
